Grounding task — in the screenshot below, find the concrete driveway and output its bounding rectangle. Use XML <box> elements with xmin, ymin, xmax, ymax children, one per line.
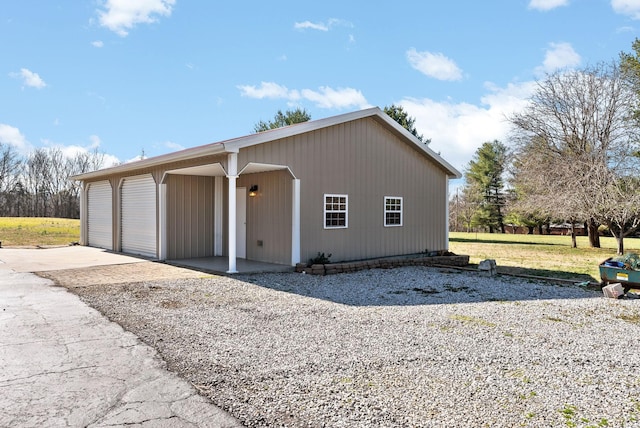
<box><xmin>0</xmin><ymin>246</ymin><xmax>242</xmax><ymax>427</ymax></box>
<box><xmin>0</xmin><ymin>246</ymin><xmax>152</xmax><ymax>272</ymax></box>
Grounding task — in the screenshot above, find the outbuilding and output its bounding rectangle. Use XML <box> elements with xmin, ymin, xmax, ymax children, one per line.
<box><xmin>72</xmin><ymin>107</ymin><xmax>461</xmax><ymax>273</ymax></box>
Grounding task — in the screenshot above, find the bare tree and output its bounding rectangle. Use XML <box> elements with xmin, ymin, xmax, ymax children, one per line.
<box><xmin>449</xmin><ymin>185</ymin><xmax>482</xmax><ymax>232</ymax></box>
<box><xmin>24</xmin><ymin>149</ymin><xmax>53</xmax><ymax>216</ymax></box>
<box><xmin>0</xmin><ymin>143</ymin><xmax>23</xmax><ymax>216</ymax></box>
<box><xmin>46</xmin><ymin>148</ymin><xmax>68</xmax><ymax>217</ymax></box>
<box><xmin>0</xmin><ymin>144</ymin><xmax>110</xmax><ymax>218</ymax></box>
<box><xmin>509</xmin><ymin>62</ymin><xmax>640</xmax><ymax>254</ymax></box>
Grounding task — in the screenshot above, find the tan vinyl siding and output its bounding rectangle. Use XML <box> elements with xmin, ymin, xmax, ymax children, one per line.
<box><xmin>166</xmin><ymin>175</ymin><xmax>215</xmax><ymax>259</ymax></box>
<box><xmin>85</xmin><ymin>154</ymin><xmax>226</xmax><ymax>259</ymax></box>
<box><xmin>79</xmin><ymin>114</ymin><xmax>452</xmax><ymax>265</ymax></box>
<box><xmin>239</xmin><ymin>117</ymin><xmax>449</xmax><ymax>263</ymax></box>
<box><xmin>237</xmin><ymin>170</ymin><xmax>292</xmax><ymax>265</ymax></box>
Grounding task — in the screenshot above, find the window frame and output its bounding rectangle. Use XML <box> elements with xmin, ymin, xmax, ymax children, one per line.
<box><xmin>323</xmin><ymin>194</ymin><xmax>348</xmax><ymax>229</ymax></box>
<box><xmin>384</xmin><ymin>196</ymin><xmax>403</xmax><ymax>227</ymax></box>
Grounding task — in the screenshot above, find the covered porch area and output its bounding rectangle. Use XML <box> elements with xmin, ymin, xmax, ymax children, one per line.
<box><xmin>159</xmin><ymin>152</ymin><xmax>301</xmax><ymax>274</ymax></box>
<box><xmin>166</xmin><ymin>256</ymin><xmax>294</xmax><ymax>275</ymax></box>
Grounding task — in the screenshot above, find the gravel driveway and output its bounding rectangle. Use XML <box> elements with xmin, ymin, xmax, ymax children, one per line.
<box><xmin>61</xmin><ymin>266</ymin><xmax>640</xmax><ymax>427</ymax></box>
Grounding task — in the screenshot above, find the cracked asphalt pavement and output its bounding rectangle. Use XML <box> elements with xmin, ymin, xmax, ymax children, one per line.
<box><xmin>0</xmin><ymin>250</ymin><xmax>242</xmax><ymax>428</ymax></box>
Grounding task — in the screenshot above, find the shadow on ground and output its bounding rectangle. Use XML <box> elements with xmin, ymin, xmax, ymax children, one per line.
<box><xmin>449</xmin><ymin>236</ymin><xmax>567</xmax><ymax>246</ymax></box>
<box><xmin>496</xmin><ymin>265</ymin><xmax>597</xmax><ymax>283</ymax></box>
<box><xmin>236</xmin><ymin>266</ymin><xmax>603</xmax><ymax>307</ymax></box>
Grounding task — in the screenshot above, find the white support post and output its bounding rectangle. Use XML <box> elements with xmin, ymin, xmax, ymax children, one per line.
<box><xmin>291</xmin><ymin>178</ymin><xmax>301</xmax><ymax>265</ymax></box>
<box><xmin>158</xmin><ymin>182</ymin><xmax>167</xmax><ymax>260</ymax></box>
<box><xmin>227</xmin><ymin>152</ymin><xmax>239</xmax><ymax>274</ymax></box>
<box><xmin>214</xmin><ymin>176</ymin><xmax>223</xmax><ymax>256</ymax></box>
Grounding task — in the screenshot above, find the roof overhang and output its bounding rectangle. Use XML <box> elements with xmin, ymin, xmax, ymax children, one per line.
<box><xmin>239</xmin><ymin>162</ymin><xmax>293</xmax><ymax>176</ymax></box>
<box><xmin>165</xmin><ymin>163</ymin><xmax>227</xmax><ymax>177</ymax></box>
<box><xmin>71</xmin><ymin>142</ymin><xmax>228</xmax><ymax>181</ymax></box>
<box><xmin>71</xmin><ymin>107</ymin><xmax>462</xmax><ymax>181</ymax></box>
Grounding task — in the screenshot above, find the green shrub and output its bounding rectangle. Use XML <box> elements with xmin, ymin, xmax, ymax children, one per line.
<box><xmin>309</xmin><ymin>252</ymin><xmax>332</xmax><ymax>265</ymax></box>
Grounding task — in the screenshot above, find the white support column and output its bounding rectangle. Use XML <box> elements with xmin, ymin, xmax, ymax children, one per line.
<box><xmin>80</xmin><ymin>183</ymin><xmax>87</xmax><ymax>246</ymax></box>
<box><xmin>158</xmin><ymin>182</ymin><xmax>167</xmax><ymax>260</ymax></box>
<box><xmin>214</xmin><ymin>176</ymin><xmax>223</xmax><ymax>256</ymax></box>
<box><xmin>445</xmin><ymin>178</ymin><xmax>450</xmax><ymax>249</ymax></box>
<box><xmin>291</xmin><ymin>178</ymin><xmax>301</xmax><ymax>265</ymax></box>
<box><xmin>227</xmin><ymin>152</ymin><xmax>239</xmax><ymax>273</ymax></box>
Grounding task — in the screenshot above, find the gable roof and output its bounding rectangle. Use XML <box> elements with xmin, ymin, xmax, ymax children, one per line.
<box><xmin>72</xmin><ymin>107</ymin><xmax>462</xmax><ymax>181</ymax></box>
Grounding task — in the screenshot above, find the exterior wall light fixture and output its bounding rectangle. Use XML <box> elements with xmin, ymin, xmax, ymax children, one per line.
<box><xmin>249</xmin><ymin>185</ymin><xmax>259</xmax><ymax>197</ymax></box>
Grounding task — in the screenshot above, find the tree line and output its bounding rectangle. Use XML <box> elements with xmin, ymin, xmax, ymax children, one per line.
<box><xmin>451</xmin><ymin>39</ymin><xmax>640</xmax><ymax>254</ymax></box>
<box><xmin>0</xmin><ymin>145</ymin><xmax>106</xmax><ymax>219</ymax></box>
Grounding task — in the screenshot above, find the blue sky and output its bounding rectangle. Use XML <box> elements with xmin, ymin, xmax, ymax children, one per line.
<box><xmin>1</xmin><ymin>0</ymin><xmax>639</xmax><ymax>177</ymax></box>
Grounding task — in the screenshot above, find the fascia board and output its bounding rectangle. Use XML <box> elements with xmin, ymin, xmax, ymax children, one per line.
<box><xmin>70</xmin><ymin>143</ymin><xmax>228</xmax><ymax>181</ymax></box>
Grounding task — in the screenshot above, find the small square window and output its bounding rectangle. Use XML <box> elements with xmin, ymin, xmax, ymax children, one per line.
<box><xmin>384</xmin><ymin>196</ymin><xmax>403</xmax><ymax>227</ymax></box>
<box><xmin>324</xmin><ymin>194</ymin><xmax>348</xmax><ymax>229</ymax></box>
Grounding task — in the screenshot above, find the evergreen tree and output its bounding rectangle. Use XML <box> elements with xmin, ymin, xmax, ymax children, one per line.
<box><xmin>464</xmin><ymin>140</ymin><xmax>507</xmax><ymax>233</ymax></box>
<box><xmin>383</xmin><ymin>104</ymin><xmax>431</xmax><ymax>144</ymax></box>
<box><xmin>254</xmin><ymin>108</ymin><xmax>311</xmax><ymax>132</ymax></box>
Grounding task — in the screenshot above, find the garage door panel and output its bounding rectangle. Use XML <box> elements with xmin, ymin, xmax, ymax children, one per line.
<box><xmin>121</xmin><ymin>175</ymin><xmax>157</xmax><ymax>258</ymax></box>
<box><xmin>87</xmin><ymin>181</ymin><xmax>112</xmax><ymax>250</ymax></box>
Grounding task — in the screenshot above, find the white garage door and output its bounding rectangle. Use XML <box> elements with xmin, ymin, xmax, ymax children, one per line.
<box><xmin>87</xmin><ymin>181</ymin><xmax>113</xmax><ymax>250</ymax></box>
<box><xmin>121</xmin><ymin>175</ymin><xmax>157</xmax><ymax>258</ymax></box>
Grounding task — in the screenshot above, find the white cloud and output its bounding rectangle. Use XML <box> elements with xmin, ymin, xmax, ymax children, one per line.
<box><xmin>43</xmin><ymin>135</ymin><xmax>120</xmax><ymax>168</ymax></box>
<box><xmin>301</xmin><ymin>87</ymin><xmax>370</xmax><ymax>109</ymax></box>
<box><xmin>163</xmin><ymin>141</ymin><xmax>185</xmax><ymax>151</ymax></box>
<box><xmin>97</xmin><ymin>0</ymin><xmax>176</xmax><ymax>37</ymax></box>
<box><xmin>535</xmin><ymin>42</ymin><xmax>581</xmax><ymax>76</ymax></box>
<box><xmin>88</xmin><ymin>135</ymin><xmax>102</xmax><ymax>149</ymax></box>
<box><xmin>102</xmin><ymin>154</ymin><xmax>121</xmax><ymax>168</ymax></box>
<box><xmin>294</xmin><ymin>18</ymin><xmax>353</xmax><ymax>32</ymax></box>
<box><xmin>398</xmin><ymin>81</ymin><xmax>536</xmax><ymax>173</ymax></box>
<box><xmin>0</xmin><ymin>124</ymin><xmax>32</xmax><ymax>153</ymax></box>
<box><xmin>92</xmin><ymin>40</ymin><xmax>104</xmax><ymax>48</ymax></box>
<box><xmin>294</xmin><ymin>21</ymin><xmax>328</xmax><ymax>31</ymax></box>
<box><xmin>406</xmin><ymin>48</ymin><xmax>463</xmax><ymax>81</ymax></box>
<box><xmin>10</xmin><ymin>68</ymin><xmax>46</xmax><ymax>89</ymax></box>
<box><xmin>0</xmin><ymin>127</ymin><xmax>119</xmax><ymax>168</ymax></box>
<box><xmin>612</xmin><ymin>0</ymin><xmax>640</xmax><ymax>19</ymax></box>
<box><xmin>528</xmin><ymin>0</ymin><xmax>570</xmax><ymax>11</ymax></box>
<box><xmin>616</xmin><ymin>25</ymin><xmax>635</xmax><ymax>33</ymax></box>
<box><xmin>238</xmin><ymin>81</ymin><xmax>371</xmax><ymax>110</ymax></box>
<box><xmin>125</xmin><ymin>154</ymin><xmax>146</xmax><ymax>163</ymax></box>
<box><xmin>238</xmin><ymin>82</ymin><xmax>300</xmax><ymax>100</ymax></box>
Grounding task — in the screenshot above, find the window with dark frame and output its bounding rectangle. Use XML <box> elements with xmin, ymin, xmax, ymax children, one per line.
<box><xmin>384</xmin><ymin>196</ymin><xmax>403</xmax><ymax>226</ymax></box>
<box><xmin>324</xmin><ymin>194</ymin><xmax>348</xmax><ymax>228</ymax></box>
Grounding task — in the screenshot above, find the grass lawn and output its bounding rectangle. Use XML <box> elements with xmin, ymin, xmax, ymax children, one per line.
<box><xmin>0</xmin><ymin>217</ymin><xmax>80</xmax><ymax>247</ymax></box>
<box><xmin>449</xmin><ymin>231</ymin><xmax>640</xmax><ymax>283</ymax></box>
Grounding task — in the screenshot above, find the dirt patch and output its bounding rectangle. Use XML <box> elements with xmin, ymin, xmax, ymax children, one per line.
<box><xmin>36</xmin><ymin>261</ymin><xmax>209</xmax><ymax>287</ymax></box>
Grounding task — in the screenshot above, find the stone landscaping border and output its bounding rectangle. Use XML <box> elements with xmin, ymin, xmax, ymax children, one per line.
<box><xmin>295</xmin><ymin>254</ymin><xmax>470</xmax><ymax>275</ymax></box>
